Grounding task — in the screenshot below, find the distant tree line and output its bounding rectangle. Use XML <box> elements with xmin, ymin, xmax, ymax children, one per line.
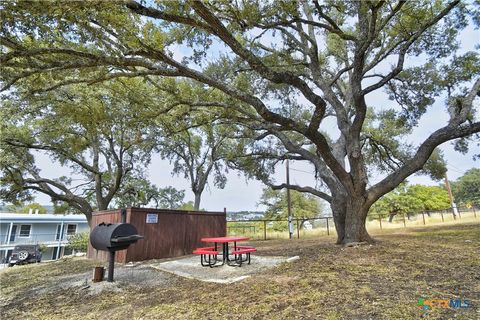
<box><xmin>369</xmin><ymin>168</ymin><xmax>480</xmax><ymax>221</ymax></box>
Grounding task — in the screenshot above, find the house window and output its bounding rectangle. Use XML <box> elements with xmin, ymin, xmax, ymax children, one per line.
<box><xmin>52</xmin><ymin>247</ymin><xmax>59</xmax><ymax>260</ymax></box>
<box><xmin>19</xmin><ymin>225</ymin><xmax>31</xmax><ymax>237</ymax></box>
<box><xmin>55</xmin><ymin>225</ymin><xmax>64</xmax><ymax>240</ymax></box>
<box><xmin>9</xmin><ymin>225</ymin><xmax>17</xmax><ymax>242</ymax></box>
<box><xmin>66</xmin><ymin>224</ymin><xmax>77</xmax><ymax>236</ymax></box>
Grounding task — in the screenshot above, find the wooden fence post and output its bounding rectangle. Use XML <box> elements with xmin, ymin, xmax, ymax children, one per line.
<box><xmin>402</xmin><ymin>213</ymin><xmax>406</xmax><ymax>228</ymax></box>
<box><xmin>326</xmin><ymin>217</ymin><xmax>330</xmax><ymax>235</ymax></box>
<box><xmin>473</xmin><ymin>207</ymin><xmax>477</xmax><ymax>218</ymax></box>
<box><xmin>422</xmin><ymin>211</ymin><xmax>426</xmax><ymax>225</ymax></box>
<box><xmin>297</xmin><ymin>219</ymin><xmax>300</xmax><ymax>239</ymax></box>
<box><xmin>378</xmin><ymin>215</ymin><xmax>382</xmax><ymax>230</ymax></box>
<box><xmin>440</xmin><ymin>210</ymin><xmax>444</xmax><ymax>222</ymax></box>
<box><xmin>263</xmin><ymin>220</ymin><xmax>267</xmax><ymax>240</ymax></box>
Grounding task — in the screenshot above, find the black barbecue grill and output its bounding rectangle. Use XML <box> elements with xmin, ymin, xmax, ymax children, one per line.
<box><xmin>90</xmin><ymin>217</ymin><xmax>143</xmax><ymax>282</ymax></box>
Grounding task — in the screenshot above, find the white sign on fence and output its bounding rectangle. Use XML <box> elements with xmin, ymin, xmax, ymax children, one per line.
<box><xmin>146</xmin><ymin>213</ymin><xmax>158</xmax><ymax>224</ymax></box>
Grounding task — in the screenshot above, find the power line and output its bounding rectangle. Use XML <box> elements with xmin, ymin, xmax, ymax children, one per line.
<box><xmin>446</xmin><ymin>165</ymin><xmax>464</xmax><ymax>174</ymax></box>
<box><xmin>290</xmin><ymin>164</ymin><xmax>466</xmax><ymax>178</ymax></box>
<box><xmin>447</xmin><ymin>163</ymin><xmax>463</xmax><ymax>171</ymax></box>
<box><xmin>289</xmin><ymin>167</ymin><xmax>314</xmax><ymax>174</ymax></box>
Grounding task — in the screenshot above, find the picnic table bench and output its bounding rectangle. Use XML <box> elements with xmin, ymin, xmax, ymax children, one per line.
<box><xmin>192</xmin><ymin>247</ymin><xmax>221</xmax><ymax>267</ymax></box>
<box><xmin>231</xmin><ymin>246</ymin><xmax>257</xmax><ymax>266</ymax></box>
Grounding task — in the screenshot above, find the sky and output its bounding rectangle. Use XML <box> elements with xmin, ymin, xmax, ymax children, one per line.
<box><xmin>26</xmin><ymin>8</ymin><xmax>480</xmax><ymax>213</ymax></box>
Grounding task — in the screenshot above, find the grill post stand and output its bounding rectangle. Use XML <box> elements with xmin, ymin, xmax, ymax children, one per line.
<box><xmin>108</xmin><ymin>251</ymin><xmax>115</xmax><ymax>282</ymax></box>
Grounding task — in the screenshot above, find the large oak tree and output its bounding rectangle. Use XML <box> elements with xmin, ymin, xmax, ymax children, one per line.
<box><xmin>1</xmin><ymin>0</ymin><xmax>479</xmax><ymax>244</ymax></box>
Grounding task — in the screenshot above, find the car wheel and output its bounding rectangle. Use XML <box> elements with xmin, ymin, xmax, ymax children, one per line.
<box><xmin>17</xmin><ymin>251</ymin><xmax>29</xmax><ymax>261</ymax></box>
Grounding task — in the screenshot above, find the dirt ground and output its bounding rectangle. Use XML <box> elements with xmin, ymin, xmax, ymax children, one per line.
<box><xmin>1</xmin><ymin>222</ymin><xmax>479</xmax><ymax>320</ymax></box>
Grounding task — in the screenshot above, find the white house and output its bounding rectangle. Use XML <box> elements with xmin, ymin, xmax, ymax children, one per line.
<box><xmin>0</xmin><ymin>212</ymin><xmax>89</xmax><ymax>262</ymax></box>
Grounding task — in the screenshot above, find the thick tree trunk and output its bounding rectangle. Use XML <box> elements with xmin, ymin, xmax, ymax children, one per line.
<box><xmin>343</xmin><ymin>208</ymin><xmax>372</xmax><ymax>244</ymax></box>
<box><xmin>331</xmin><ymin>199</ymin><xmax>346</xmax><ymax>245</ymax></box>
<box><xmin>332</xmin><ymin>194</ymin><xmax>373</xmax><ymax>245</ymax></box>
<box><xmin>193</xmin><ymin>193</ymin><xmax>202</xmax><ymax>211</ymax></box>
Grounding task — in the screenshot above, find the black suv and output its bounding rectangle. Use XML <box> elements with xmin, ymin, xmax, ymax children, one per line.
<box><xmin>8</xmin><ymin>245</ymin><xmax>42</xmax><ymax>267</ymax></box>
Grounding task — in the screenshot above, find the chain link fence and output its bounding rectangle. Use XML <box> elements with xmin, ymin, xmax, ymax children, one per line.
<box><xmin>227</xmin><ymin>217</ymin><xmax>333</xmax><ymax>240</ymax></box>
<box><xmin>227</xmin><ymin>206</ymin><xmax>478</xmax><ymax>240</ymax></box>
<box><xmin>368</xmin><ymin>206</ymin><xmax>478</xmax><ymax>230</ymax></box>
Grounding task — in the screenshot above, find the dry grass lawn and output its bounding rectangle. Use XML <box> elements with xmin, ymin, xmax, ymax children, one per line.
<box><xmin>1</xmin><ymin>222</ymin><xmax>479</xmax><ymax>320</ymax></box>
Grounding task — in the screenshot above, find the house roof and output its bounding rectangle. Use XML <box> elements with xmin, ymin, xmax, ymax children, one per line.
<box><xmin>0</xmin><ymin>213</ymin><xmax>88</xmax><ymax>224</ymax></box>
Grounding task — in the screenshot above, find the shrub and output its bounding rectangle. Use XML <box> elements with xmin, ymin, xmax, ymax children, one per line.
<box><xmin>67</xmin><ymin>232</ymin><xmax>89</xmax><ymax>252</ymax></box>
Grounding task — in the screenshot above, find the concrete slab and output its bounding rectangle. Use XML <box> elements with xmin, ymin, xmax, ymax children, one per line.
<box><xmin>151</xmin><ymin>255</ymin><xmax>292</xmax><ymax>283</ymax></box>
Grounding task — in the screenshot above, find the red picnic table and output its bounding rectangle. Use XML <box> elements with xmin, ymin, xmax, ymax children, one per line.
<box><xmin>194</xmin><ymin>236</ymin><xmax>257</xmax><ymax>267</ymax></box>
<box><xmin>200</xmin><ymin>236</ymin><xmax>249</xmax><ymax>264</ymax></box>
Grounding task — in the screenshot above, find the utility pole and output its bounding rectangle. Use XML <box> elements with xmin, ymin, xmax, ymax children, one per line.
<box><xmin>444</xmin><ymin>172</ymin><xmax>458</xmax><ymax>219</ymax></box>
<box><xmin>286</xmin><ymin>159</ymin><xmax>293</xmax><ymax>239</ymax></box>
